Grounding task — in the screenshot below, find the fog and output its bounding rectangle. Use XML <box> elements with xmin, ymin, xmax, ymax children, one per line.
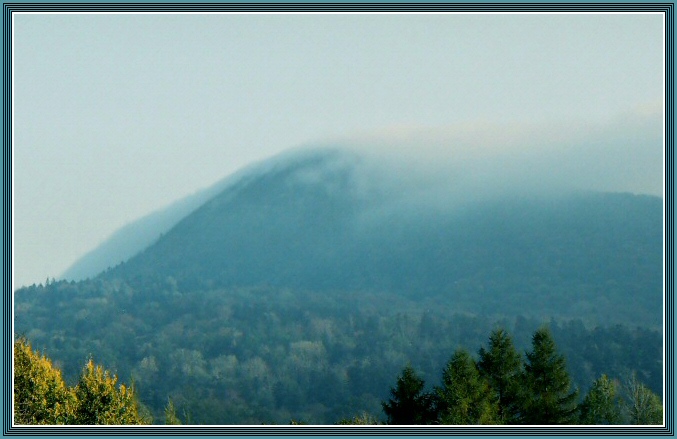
<box><xmin>343</xmin><ymin>102</ymin><xmax>663</xmax><ymax>207</ymax></box>
<box><xmin>12</xmin><ymin>13</ymin><xmax>663</xmax><ymax>288</ymax></box>
<box><xmin>56</xmin><ymin>105</ymin><xmax>663</xmax><ymax>283</ymax></box>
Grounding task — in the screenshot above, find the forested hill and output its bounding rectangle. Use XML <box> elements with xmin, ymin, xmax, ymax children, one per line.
<box><xmin>15</xmin><ymin>148</ymin><xmax>664</xmax><ymax>424</ymax></box>
<box><xmin>99</xmin><ymin>149</ymin><xmax>663</xmax><ymax>328</ymax></box>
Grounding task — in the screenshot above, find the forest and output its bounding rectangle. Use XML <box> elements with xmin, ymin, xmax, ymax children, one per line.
<box><xmin>12</xmin><ymin>153</ymin><xmax>664</xmax><ymax>425</ymax></box>
<box><xmin>14</xmin><ymin>326</ymin><xmax>661</xmax><ymax>425</ymax></box>
<box><xmin>380</xmin><ymin>327</ymin><xmax>662</xmax><ymax>425</ymax></box>
<box><xmin>14</xmin><ymin>277</ymin><xmax>662</xmax><ymax>425</ymax></box>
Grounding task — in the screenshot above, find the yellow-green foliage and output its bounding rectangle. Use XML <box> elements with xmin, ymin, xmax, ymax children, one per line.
<box><xmin>335</xmin><ymin>411</ymin><xmax>380</xmax><ymax>425</ymax></box>
<box><xmin>72</xmin><ymin>359</ymin><xmax>146</xmax><ymax>425</ymax></box>
<box><xmin>13</xmin><ymin>337</ymin><xmax>75</xmax><ymax>424</ymax></box>
<box><xmin>164</xmin><ymin>399</ymin><xmax>182</xmax><ymax>425</ymax></box>
<box><xmin>14</xmin><ymin>338</ymin><xmax>146</xmax><ymax>425</ymax></box>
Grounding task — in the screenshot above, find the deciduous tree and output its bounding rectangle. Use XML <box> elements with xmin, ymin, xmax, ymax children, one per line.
<box><xmin>72</xmin><ymin>359</ymin><xmax>147</xmax><ymax>425</ymax></box>
<box><xmin>624</xmin><ymin>373</ymin><xmax>663</xmax><ymax>425</ymax></box>
<box><xmin>13</xmin><ymin>338</ymin><xmax>75</xmax><ymax>424</ymax></box>
<box><xmin>14</xmin><ymin>338</ymin><xmax>147</xmax><ymax>425</ymax></box>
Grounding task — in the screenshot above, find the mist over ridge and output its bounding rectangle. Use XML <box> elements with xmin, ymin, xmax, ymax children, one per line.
<box><xmin>340</xmin><ymin>103</ymin><xmax>663</xmax><ymax>202</ymax></box>
<box><xmin>21</xmin><ymin>107</ymin><xmax>665</xmax><ymax>424</ymax></box>
<box><xmin>60</xmin><ymin>107</ymin><xmax>662</xmax><ymax>283</ymax></box>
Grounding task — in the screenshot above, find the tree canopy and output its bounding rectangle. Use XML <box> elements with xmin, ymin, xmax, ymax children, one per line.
<box><xmin>14</xmin><ymin>337</ymin><xmax>75</xmax><ymax>424</ymax></box>
<box><xmin>382</xmin><ymin>365</ymin><xmax>436</xmax><ymax>424</ymax></box>
<box><xmin>14</xmin><ymin>338</ymin><xmax>147</xmax><ymax>425</ymax></box>
<box><xmin>478</xmin><ymin>328</ymin><xmax>522</xmax><ymax>424</ymax></box>
<box><xmin>436</xmin><ymin>349</ymin><xmax>497</xmax><ymax>424</ymax></box>
<box><xmin>381</xmin><ymin>327</ymin><xmax>662</xmax><ymax>426</ymax></box>
<box><xmin>520</xmin><ymin>327</ymin><xmax>579</xmax><ymax>424</ymax></box>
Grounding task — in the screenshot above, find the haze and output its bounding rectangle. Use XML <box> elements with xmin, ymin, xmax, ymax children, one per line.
<box><xmin>11</xmin><ymin>12</ymin><xmax>664</xmax><ymax>288</ymax></box>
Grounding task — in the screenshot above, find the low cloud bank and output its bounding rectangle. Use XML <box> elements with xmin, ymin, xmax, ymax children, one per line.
<box><xmin>60</xmin><ymin>105</ymin><xmax>663</xmax><ymax>281</ymax></box>
<box><xmin>340</xmin><ymin>103</ymin><xmax>663</xmax><ymax>208</ymax></box>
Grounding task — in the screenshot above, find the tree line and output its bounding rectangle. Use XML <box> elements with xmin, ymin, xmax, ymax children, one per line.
<box><xmin>381</xmin><ymin>327</ymin><xmax>662</xmax><ymax>425</ymax></box>
<box><xmin>15</xmin><ymin>327</ymin><xmax>662</xmax><ymax>426</ymax></box>
<box><xmin>14</xmin><ymin>277</ymin><xmax>662</xmax><ymax>424</ymax></box>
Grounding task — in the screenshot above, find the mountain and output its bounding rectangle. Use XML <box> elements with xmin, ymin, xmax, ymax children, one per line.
<box><xmin>15</xmin><ymin>146</ymin><xmax>664</xmax><ymax>424</ymax></box>
<box><xmin>99</xmin><ymin>147</ymin><xmax>663</xmax><ymax>327</ymax></box>
<box><xmin>60</xmin><ymin>186</ymin><xmax>218</xmax><ymax>282</ymax></box>
<box><xmin>60</xmin><ymin>149</ymin><xmax>321</xmax><ymax>282</ymax></box>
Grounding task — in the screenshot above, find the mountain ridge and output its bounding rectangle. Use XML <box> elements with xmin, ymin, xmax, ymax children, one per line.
<box><xmin>61</xmin><ymin>147</ymin><xmax>353</xmax><ymax>282</ymax></box>
<box><xmin>91</xmin><ymin>148</ymin><xmax>663</xmax><ymax>327</ymax></box>
<box><xmin>15</xmin><ymin>146</ymin><xmax>664</xmax><ymax>424</ymax></box>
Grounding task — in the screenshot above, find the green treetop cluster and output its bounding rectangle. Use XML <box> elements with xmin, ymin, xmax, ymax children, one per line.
<box><xmin>382</xmin><ymin>327</ymin><xmax>662</xmax><ymax>425</ymax></box>
<box><xmin>14</xmin><ymin>328</ymin><xmax>662</xmax><ymax>426</ymax></box>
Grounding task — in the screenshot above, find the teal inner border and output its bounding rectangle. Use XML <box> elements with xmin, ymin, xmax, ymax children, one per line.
<box><xmin>2</xmin><ymin>3</ymin><xmax>673</xmax><ymax>437</ymax></box>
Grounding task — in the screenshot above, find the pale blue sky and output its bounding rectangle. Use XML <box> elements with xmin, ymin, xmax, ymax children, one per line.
<box><xmin>12</xmin><ymin>13</ymin><xmax>664</xmax><ymax>288</ymax></box>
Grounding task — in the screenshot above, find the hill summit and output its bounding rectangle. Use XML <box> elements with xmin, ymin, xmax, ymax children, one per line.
<box><xmin>16</xmin><ymin>146</ymin><xmax>664</xmax><ymax>424</ymax></box>
<box><xmin>84</xmin><ymin>147</ymin><xmax>665</xmax><ymax>326</ymax></box>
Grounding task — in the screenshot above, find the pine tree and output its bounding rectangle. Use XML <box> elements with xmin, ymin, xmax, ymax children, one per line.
<box><xmin>436</xmin><ymin>349</ymin><xmax>498</xmax><ymax>425</ymax></box>
<box><xmin>579</xmin><ymin>374</ymin><xmax>622</xmax><ymax>424</ymax></box>
<box><xmin>521</xmin><ymin>327</ymin><xmax>578</xmax><ymax>424</ymax></box>
<box><xmin>478</xmin><ymin>328</ymin><xmax>522</xmax><ymax>424</ymax></box>
<box><xmin>382</xmin><ymin>365</ymin><xmax>436</xmax><ymax>424</ymax></box>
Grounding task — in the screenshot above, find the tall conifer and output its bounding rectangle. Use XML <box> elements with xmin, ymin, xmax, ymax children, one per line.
<box><xmin>478</xmin><ymin>328</ymin><xmax>523</xmax><ymax>424</ymax></box>
<box><xmin>521</xmin><ymin>327</ymin><xmax>578</xmax><ymax>424</ymax></box>
<box><xmin>382</xmin><ymin>365</ymin><xmax>436</xmax><ymax>424</ymax></box>
<box><xmin>437</xmin><ymin>349</ymin><xmax>498</xmax><ymax>425</ymax></box>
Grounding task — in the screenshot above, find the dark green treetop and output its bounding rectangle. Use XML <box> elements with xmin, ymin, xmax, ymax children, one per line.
<box><xmin>521</xmin><ymin>327</ymin><xmax>578</xmax><ymax>424</ymax></box>
<box><xmin>478</xmin><ymin>328</ymin><xmax>523</xmax><ymax>424</ymax></box>
<box><xmin>436</xmin><ymin>349</ymin><xmax>498</xmax><ymax>425</ymax></box>
<box><xmin>382</xmin><ymin>365</ymin><xmax>436</xmax><ymax>425</ymax></box>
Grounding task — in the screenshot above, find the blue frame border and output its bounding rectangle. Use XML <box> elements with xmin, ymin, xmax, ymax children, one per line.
<box><xmin>2</xmin><ymin>2</ymin><xmax>674</xmax><ymax>436</ymax></box>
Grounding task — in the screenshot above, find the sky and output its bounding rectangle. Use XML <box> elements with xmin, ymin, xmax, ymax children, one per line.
<box><xmin>11</xmin><ymin>12</ymin><xmax>665</xmax><ymax>288</ymax></box>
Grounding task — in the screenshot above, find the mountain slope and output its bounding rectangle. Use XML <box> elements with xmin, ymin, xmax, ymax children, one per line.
<box><xmin>101</xmin><ymin>148</ymin><xmax>663</xmax><ymax>327</ymax></box>
<box><xmin>14</xmin><ymin>147</ymin><xmax>664</xmax><ymax>424</ymax></box>
<box><xmin>60</xmin><ymin>148</ymin><xmax>338</xmax><ymax>282</ymax></box>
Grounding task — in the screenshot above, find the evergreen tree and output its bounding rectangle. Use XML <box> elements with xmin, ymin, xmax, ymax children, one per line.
<box><xmin>521</xmin><ymin>327</ymin><xmax>578</xmax><ymax>424</ymax></box>
<box><xmin>436</xmin><ymin>349</ymin><xmax>498</xmax><ymax>425</ymax></box>
<box><xmin>13</xmin><ymin>338</ymin><xmax>75</xmax><ymax>424</ymax></box>
<box><xmin>72</xmin><ymin>359</ymin><xmax>147</xmax><ymax>425</ymax></box>
<box><xmin>579</xmin><ymin>374</ymin><xmax>622</xmax><ymax>424</ymax></box>
<box><xmin>478</xmin><ymin>328</ymin><xmax>522</xmax><ymax>424</ymax></box>
<box><xmin>382</xmin><ymin>365</ymin><xmax>436</xmax><ymax>424</ymax></box>
<box><xmin>624</xmin><ymin>373</ymin><xmax>663</xmax><ymax>425</ymax></box>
